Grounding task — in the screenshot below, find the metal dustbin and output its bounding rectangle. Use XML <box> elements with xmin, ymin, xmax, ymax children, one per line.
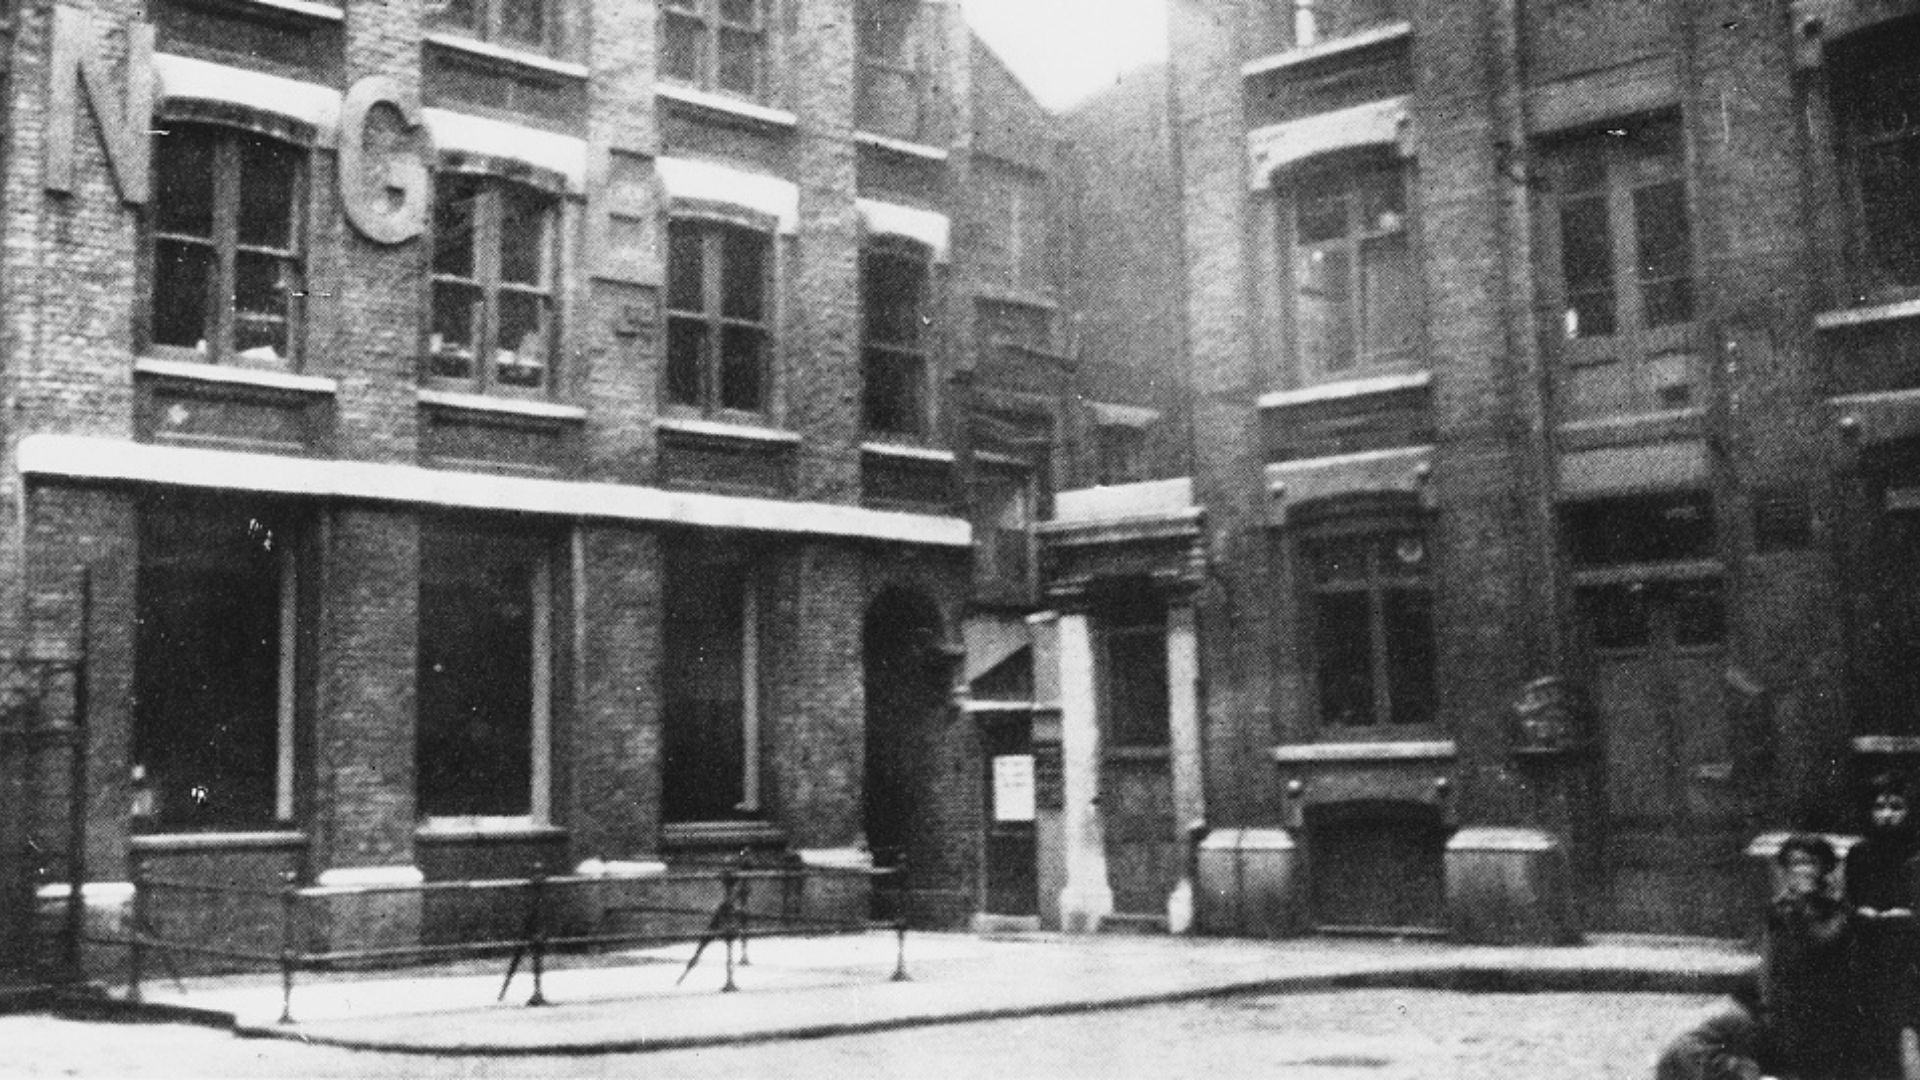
<box><xmin>1195</xmin><ymin>828</ymin><xmax>1302</xmax><ymax>938</ymax></box>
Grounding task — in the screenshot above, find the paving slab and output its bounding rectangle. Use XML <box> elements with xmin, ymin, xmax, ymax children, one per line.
<box><xmin>107</xmin><ymin>932</ymin><xmax>1757</xmax><ymax>1055</ymax></box>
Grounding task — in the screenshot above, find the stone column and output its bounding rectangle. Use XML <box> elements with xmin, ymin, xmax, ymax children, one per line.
<box><xmin>1055</xmin><ymin>610</ymin><xmax>1112</xmax><ymax>932</ymax></box>
<box><xmin>1165</xmin><ymin>600</ymin><xmax>1205</xmax><ymax>932</ymax></box>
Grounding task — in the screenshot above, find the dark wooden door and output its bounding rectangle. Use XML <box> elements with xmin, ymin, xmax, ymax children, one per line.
<box><xmin>982</xmin><ymin>716</ymin><xmax>1037</xmax><ymax>917</ymax></box>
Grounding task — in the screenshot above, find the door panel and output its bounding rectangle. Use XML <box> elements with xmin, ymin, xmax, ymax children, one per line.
<box><xmin>1100</xmin><ymin>755</ymin><xmax>1177</xmax><ymax>917</ymax></box>
<box><xmin>983</xmin><ymin>719</ymin><xmax>1038</xmax><ymax>917</ymax></box>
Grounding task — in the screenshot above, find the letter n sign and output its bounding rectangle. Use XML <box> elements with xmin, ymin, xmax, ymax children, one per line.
<box><xmin>45</xmin><ymin>6</ymin><xmax>152</xmax><ymax>205</ymax></box>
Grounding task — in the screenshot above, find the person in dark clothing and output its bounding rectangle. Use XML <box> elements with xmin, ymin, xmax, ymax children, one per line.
<box><xmin>1848</xmin><ymin>774</ymin><xmax>1920</xmax><ymax>1080</ymax></box>
<box><xmin>1764</xmin><ymin>833</ymin><xmax>1858</xmax><ymax>1080</ymax></box>
<box><xmin>1654</xmin><ymin>973</ymin><xmax>1769</xmax><ymax>1080</ymax></box>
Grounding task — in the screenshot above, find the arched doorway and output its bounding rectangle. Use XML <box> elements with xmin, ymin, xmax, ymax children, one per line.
<box><xmin>863</xmin><ymin>587</ymin><xmax>947</xmax><ymax>920</ymax></box>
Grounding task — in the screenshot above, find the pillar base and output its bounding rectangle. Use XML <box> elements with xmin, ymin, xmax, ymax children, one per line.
<box><xmin>1058</xmin><ymin>881</ymin><xmax>1114</xmax><ymax>934</ymax></box>
<box><xmin>1444</xmin><ymin>827</ymin><xmax>1581</xmax><ymax>945</ymax></box>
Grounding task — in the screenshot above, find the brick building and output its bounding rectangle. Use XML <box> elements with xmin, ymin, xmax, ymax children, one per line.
<box><xmin>0</xmin><ymin>0</ymin><xmax>1096</xmax><ymax>972</ymax></box>
<box><xmin>1059</xmin><ymin>0</ymin><xmax>1920</xmax><ymax>940</ymax></box>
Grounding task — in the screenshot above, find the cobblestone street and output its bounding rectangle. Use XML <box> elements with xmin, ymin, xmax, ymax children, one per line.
<box><xmin>0</xmin><ymin>989</ymin><xmax>1714</xmax><ymax>1078</ymax></box>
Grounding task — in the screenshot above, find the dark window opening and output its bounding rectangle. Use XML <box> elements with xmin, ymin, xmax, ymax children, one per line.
<box><xmin>667</xmin><ymin>219</ymin><xmax>771</xmax><ymax>415</ymax></box>
<box><xmin>430</xmin><ymin>174</ymin><xmax>556</xmax><ymax>392</ymax></box>
<box><xmin>1100</xmin><ymin>597</ymin><xmax>1169</xmax><ymax>749</ymax></box>
<box><xmin>1291</xmin><ymin>159</ymin><xmax>1415</xmax><ymax>375</ymax></box>
<box><xmin>435</xmin><ymin>0</ymin><xmax>559</xmax><ymax>52</ymax></box>
<box><xmin>1303</xmin><ymin>527</ymin><xmax>1435</xmax><ymax>728</ymax></box>
<box><xmin>661</xmin><ymin>0</ymin><xmax>767</xmax><ymax>99</ymax></box>
<box><xmin>862</xmin><ymin>244</ymin><xmax>931</xmax><ymax>437</ymax></box>
<box><xmin>135</xmin><ymin>498</ymin><xmax>295</xmax><ymax>831</ymax></box>
<box><xmin>1836</xmin><ymin>20</ymin><xmax>1920</xmax><ymax>290</ymax></box>
<box><xmin>417</xmin><ymin>523</ymin><xmax>546</xmax><ymax>819</ymax></box>
<box><xmin>1563</xmin><ymin>492</ymin><xmax>1716</xmax><ymax>568</ymax></box>
<box><xmin>150</xmin><ymin>123</ymin><xmax>304</xmax><ymax>367</ymax></box>
<box><xmin>662</xmin><ymin>541</ymin><xmax>756</xmax><ymax>822</ymax></box>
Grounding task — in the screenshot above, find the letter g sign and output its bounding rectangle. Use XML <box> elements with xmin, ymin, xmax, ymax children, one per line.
<box><xmin>339</xmin><ymin>76</ymin><xmax>430</xmax><ymax>245</ymax></box>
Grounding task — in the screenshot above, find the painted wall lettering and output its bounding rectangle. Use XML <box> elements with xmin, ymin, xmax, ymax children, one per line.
<box><xmin>339</xmin><ymin>77</ymin><xmax>431</xmax><ymax>245</ymax></box>
<box><xmin>45</xmin><ymin>6</ymin><xmax>152</xmax><ymax>204</ymax></box>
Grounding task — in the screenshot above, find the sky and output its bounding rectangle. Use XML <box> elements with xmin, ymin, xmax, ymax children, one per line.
<box><xmin>959</xmin><ymin>0</ymin><xmax>1169</xmax><ymax>111</ymax></box>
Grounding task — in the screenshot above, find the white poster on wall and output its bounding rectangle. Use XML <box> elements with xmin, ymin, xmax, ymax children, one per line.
<box><xmin>992</xmin><ymin>754</ymin><xmax>1036</xmax><ymax>823</ymax></box>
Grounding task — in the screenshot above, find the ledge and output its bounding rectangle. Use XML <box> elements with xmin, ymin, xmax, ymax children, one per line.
<box><xmin>225</xmin><ymin>0</ymin><xmax>345</xmax><ymax>21</ymax></box>
<box><xmin>311</xmin><ymin>865</ymin><xmax>424</xmax><ymax>889</ymax></box>
<box><xmin>657</xmin><ymin>416</ymin><xmax>802</xmax><ymax>445</ymax></box>
<box><xmin>1270</xmin><ymin>740</ymin><xmax>1457</xmax><ymax>764</ymax></box>
<box><xmin>416</xmin><ymin>819</ymin><xmax>567</xmax><ymax>842</ymax></box>
<box><xmin>861</xmin><ymin>441</ymin><xmax>956</xmax><ymax>463</ymax></box>
<box><xmin>655</xmin><ymin>84</ymin><xmax>798</xmax><ymax>130</ymax></box>
<box><xmin>962</xmin><ymin>699</ymin><xmax>1034</xmax><ymax>714</ymax></box>
<box><xmin>130</xmin><ymin>830</ymin><xmax>306</xmax><ymax>852</ymax></box>
<box><xmin>19</xmin><ymin>434</ymin><xmax>972</xmax><ymax>547</ymax></box>
<box><xmin>1852</xmin><ymin>735</ymin><xmax>1920</xmax><ymax>755</ymax></box>
<box><xmin>424</xmin><ymin>32</ymin><xmax>590</xmax><ymax>80</ymax></box>
<box><xmin>136</xmin><ymin>357</ymin><xmax>338</xmax><ymax>395</ymax></box>
<box><xmin>854</xmin><ymin>130</ymin><xmax>949</xmax><ymax>161</ymax></box>
<box><xmin>1242</xmin><ymin>21</ymin><xmax>1413</xmax><ymax>77</ymax></box>
<box><xmin>1815</xmin><ymin>296</ymin><xmax>1920</xmax><ymax>331</ymax></box>
<box><xmin>418</xmin><ymin>388</ymin><xmax>586</xmax><ymax>422</ymax></box>
<box><xmin>1258</xmin><ymin>370</ymin><xmax>1430</xmax><ymax>410</ymax></box>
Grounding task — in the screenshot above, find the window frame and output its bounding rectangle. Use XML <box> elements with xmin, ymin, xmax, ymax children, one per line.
<box><xmin>1281</xmin><ymin>152</ymin><xmax>1418</xmax><ymax>380</ymax></box>
<box><xmin>856</xmin><ymin>0</ymin><xmax>924</xmax><ymax>141</ymax></box>
<box><xmin>427</xmin><ymin>170</ymin><xmax>560</xmax><ymax>396</ymax></box>
<box><xmin>1098</xmin><ymin>602</ymin><xmax>1171</xmax><ymax>752</ymax></box>
<box><xmin>1297</xmin><ymin>514</ymin><xmax>1438</xmax><ymax>732</ymax></box>
<box><xmin>861</xmin><ymin>237</ymin><xmax>935</xmax><ymax>439</ymax></box>
<box><xmin>664</xmin><ymin>214</ymin><xmax>776</xmax><ymax>418</ymax></box>
<box><xmin>433</xmin><ymin>0</ymin><xmax>563</xmax><ymax>55</ymax></box>
<box><xmin>1563</xmin><ymin>492</ymin><xmax>1725</xmax><ymax>659</ymax></box>
<box><xmin>1833</xmin><ymin>22</ymin><xmax>1920</xmax><ymax>299</ymax></box>
<box><xmin>660</xmin><ymin>539</ymin><xmax>764</xmax><ymax>823</ymax></box>
<box><xmin>143</xmin><ymin>120</ymin><xmax>308</xmax><ymax>369</ymax></box>
<box><xmin>660</xmin><ymin>0</ymin><xmax>770</xmax><ymax>101</ymax></box>
<box><xmin>1537</xmin><ymin>114</ymin><xmax>1701</xmax><ymax>420</ymax></box>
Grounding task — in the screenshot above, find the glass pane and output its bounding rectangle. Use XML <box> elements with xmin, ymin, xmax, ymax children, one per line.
<box><xmin>417</xmin><ymin>533</ymin><xmax>536</xmax><ymax>818</ymax></box>
<box><xmin>1558</xmin><ymin>195</ymin><xmax>1615</xmax><ymax>337</ymax></box>
<box><xmin>1306</xmin><ymin>535</ymin><xmax>1370</xmax><ymax>585</ymax></box>
<box><xmin>1384</xmin><ymin>587</ymin><xmax>1436</xmax><ymax>727</ymax></box>
<box><xmin>434</xmin><ymin>177</ymin><xmax>480</xmax><ymax>278</ymax></box>
<box><xmin>661</xmin><ymin>14</ymin><xmax>705</xmax><ymax>84</ymax></box>
<box><xmin>233</xmin><ymin>252</ymin><xmax>292</xmax><ymax>362</ymax></box>
<box><xmin>718</xmin><ymin>28</ymin><xmax>762</xmax><ymax>96</ymax></box>
<box><xmin>719</xmin><ymin>325</ymin><xmax>763</xmax><ymax>411</ymax></box>
<box><xmin>1360</xmin><ymin>232</ymin><xmax>1415</xmax><ymax>360</ymax></box>
<box><xmin>1361</xmin><ymin>166</ymin><xmax>1405</xmax><ymax>232</ymax></box>
<box><xmin>499</xmin><ymin>187</ymin><xmax>548</xmax><ymax>286</ymax></box>
<box><xmin>236</xmin><ymin>136</ymin><xmax>298</xmax><ymax>250</ymax></box>
<box><xmin>668</xmin><ymin>221</ymin><xmax>705</xmax><ymax>312</ymax></box>
<box><xmin>720</xmin><ymin>0</ymin><xmax>758</xmax><ymax>26</ymax></box>
<box><xmin>1314</xmin><ymin>591</ymin><xmax>1375</xmax><ymax>726</ymax></box>
<box><xmin>1564</xmin><ymin>493</ymin><xmax>1716</xmax><ymax>567</ymax></box>
<box><xmin>1556</xmin><ymin>141</ymin><xmax>1606</xmax><ymax>194</ymax></box>
<box><xmin>431</xmin><ymin>281</ymin><xmax>481</xmax><ymax>378</ymax></box>
<box><xmin>721</xmin><ymin>226</ymin><xmax>767</xmax><ymax>320</ymax></box>
<box><xmin>1634</xmin><ymin>180</ymin><xmax>1693</xmax><ymax>325</ymax></box>
<box><xmin>1577</xmin><ymin>584</ymin><xmax>1650</xmax><ymax>650</ymax></box>
<box><xmin>154</xmin><ymin>125</ymin><xmax>217</xmax><ymax>238</ymax></box>
<box><xmin>859</xmin><ymin>0</ymin><xmax>914</xmax><ymax>62</ymax></box>
<box><xmin>1662</xmin><ymin>579</ymin><xmax>1725</xmax><ymax>647</ymax></box>
<box><xmin>438</xmin><ymin>0</ymin><xmax>480</xmax><ymax>33</ymax></box>
<box><xmin>666</xmin><ymin>317</ymin><xmax>706</xmax><ymax>405</ymax></box>
<box><xmin>1296</xmin><ymin>180</ymin><xmax>1348</xmax><ymax>243</ymax></box>
<box><xmin>863</xmin><ymin>349</ymin><xmax>924</xmax><ymax>436</ymax></box>
<box><xmin>1296</xmin><ymin>244</ymin><xmax>1354</xmax><ymax>371</ymax></box>
<box><xmin>499</xmin><ymin>0</ymin><xmax>548</xmax><ymax>48</ymax></box>
<box><xmin>1105</xmin><ymin>625</ymin><xmax>1170</xmax><ymax>748</ymax></box>
<box><xmin>865</xmin><ymin>250</ymin><xmax>923</xmax><ymax>345</ymax></box>
<box><xmin>661</xmin><ymin>550</ymin><xmax>748</xmax><ymax>822</ymax></box>
<box><xmin>1860</xmin><ymin>138</ymin><xmax>1920</xmax><ymax>286</ymax></box>
<box><xmin>152</xmin><ymin>239</ymin><xmax>213</xmax><ymax>350</ymax></box>
<box><xmin>496</xmin><ymin>290</ymin><xmax>547</xmax><ymax>387</ymax></box>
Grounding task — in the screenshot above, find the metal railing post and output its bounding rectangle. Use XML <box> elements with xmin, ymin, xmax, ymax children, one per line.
<box><xmin>126</xmin><ymin>857</ymin><xmax>145</xmax><ymax>1004</ymax></box>
<box><xmin>526</xmin><ymin>864</ymin><xmax>548</xmax><ymax>1007</ymax></box>
<box><xmin>720</xmin><ymin>867</ymin><xmax>738</xmax><ymax>993</ymax></box>
<box><xmin>892</xmin><ymin>915</ymin><xmax>909</xmax><ymax>983</ymax></box>
<box><xmin>278</xmin><ymin>871</ymin><xmax>299</xmax><ymax>1024</ymax></box>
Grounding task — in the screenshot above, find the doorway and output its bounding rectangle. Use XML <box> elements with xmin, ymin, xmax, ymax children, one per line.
<box><xmin>863</xmin><ymin>587</ymin><xmax>947</xmax><ymax>920</ymax></box>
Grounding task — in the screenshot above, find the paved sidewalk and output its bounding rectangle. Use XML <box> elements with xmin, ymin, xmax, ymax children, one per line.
<box><xmin>77</xmin><ymin>931</ymin><xmax>1758</xmax><ymax>1055</ymax></box>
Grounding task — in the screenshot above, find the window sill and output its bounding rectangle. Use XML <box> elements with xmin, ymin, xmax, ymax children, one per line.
<box><xmin>424</xmin><ymin>32</ymin><xmax>589</xmax><ymax>81</ymax></box>
<box><xmin>1270</xmin><ymin>739</ymin><xmax>1456</xmax><ymax>764</ymax></box>
<box><xmin>218</xmin><ymin>0</ymin><xmax>345</xmax><ymax>24</ymax></box>
<box><xmin>131</xmin><ymin>830</ymin><xmax>308</xmax><ymax>852</ymax></box>
<box><xmin>1242</xmin><ymin>20</ymin><xmax>1413</xmax><ymax>78</ymax></box>
<box><xmin>136</xmin><ymin>356</ymin><xmax>338</xmax><ymax>396</ymax></box>
<box><xmin>661</xmin><ymin>820</ymin><xmax>786</xmax><ymax>850</ymax></box>
<box><xmin>418</xmin><ymin>387</ymin><xmax>587</xmax><ymax>423</ymax></box>
<box><xmin>861</xmin><ymin>441</ymin><xmax>955</xmax><ymax>463</ymax></box>
<box><xmin>1815</xmin><ymin>295</ymin><xmax>1920</xmax><ymax>331</ymax></box>
<box><xmin>853</xmin><ymin>130</ymin><xmax>948</xmax><ymax>161</ymax></box>
<box><xmin>656</xmin><ymin>416</ymin><xmax>801</xmax><ymax>445</ymax></box>
<box><xmin>1258</xmin><ymin>370</ymin><xmax>1430</xmax><ymax>410</ymax></box>
<box><xmin>415</xmin><ymin>818</ymin><xmax>566</xmax><ymax>842</ymax></box>
<box><xmin>1105</xmin><ymin>745</ymin><xmax>1171</xmax><ymax>762</ymax></box>
<box><xmin>655</xmin><ymin>84</ymin><xmax>798</xmax><ymax>131</ymax></box>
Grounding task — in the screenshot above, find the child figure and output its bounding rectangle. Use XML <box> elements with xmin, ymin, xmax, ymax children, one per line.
<box><xmin>1847</xmin><ymin>774</ymin><xmax>1920</xmax><ymax>1080</ymax></box>
<box><xmin>1764</xmin><ymin>834</ymin><xmax>1858</xmax><ymax>1080</ymax></box>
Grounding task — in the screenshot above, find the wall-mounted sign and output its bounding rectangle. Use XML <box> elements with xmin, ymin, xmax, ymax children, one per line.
<box><xmin>993</xmin><ymin>754</ymin><xmax>1036</xmax><ymax>823</ymax></box>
